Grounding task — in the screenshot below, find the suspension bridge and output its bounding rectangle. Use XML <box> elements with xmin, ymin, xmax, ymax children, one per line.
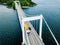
<box><xmin>14</xmin><ymin>1</ymin><xmax>59</xmax><ymax>45</ymax></box>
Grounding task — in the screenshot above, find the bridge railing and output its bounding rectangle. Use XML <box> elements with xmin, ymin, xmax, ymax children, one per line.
<box><xmin>14</xmin><ymin>1</ymin><xmax>59</xmax><ymax>45</ymax></box>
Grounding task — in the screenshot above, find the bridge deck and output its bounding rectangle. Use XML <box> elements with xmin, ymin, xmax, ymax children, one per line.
<box><xmin>28</xmin><ymin>30</ymin><xmax>44</xmax><ymax>45</ymax></box>
<box><xmin>27</xmin><ymin>22</ymin><xmax>44</xmax><ymax>45</ymax></box>
<box><xmin>15</xmin><ymin>1</ymin><xmax>45</xmax><ymax>45</ymax></box>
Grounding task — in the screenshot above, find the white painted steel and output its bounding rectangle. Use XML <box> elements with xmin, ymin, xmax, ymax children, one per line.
<box><xmin>22</xmin><ymin>15</ymin><xmax>43</xmax><ymax>40</ymax></box>
<box><xmin>14</xmin><ymin>1</ymin><xmax>59</xmax><ymax>45</ymax></box>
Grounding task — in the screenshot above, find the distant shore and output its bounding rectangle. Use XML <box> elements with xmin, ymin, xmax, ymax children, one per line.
<box><xmin>0</xmin><ymin>0</ymin><xmax>36</xmax><ymax>9</ymax></box>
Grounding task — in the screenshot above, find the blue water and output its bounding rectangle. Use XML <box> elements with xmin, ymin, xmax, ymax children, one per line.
<box><xmin>0</xmin><ymin>0</ymin><xmax>60</xmax><ymax>45</ymax></box>
<box><xmin>0</xmin><ymin>5</ymin><xmax>22</xmax><ymax>45</ymax></box>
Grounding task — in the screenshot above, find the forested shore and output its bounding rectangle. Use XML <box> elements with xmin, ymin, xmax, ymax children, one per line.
<box><xmin>0</xmin><ymin>0</ymin><xmax>36</xmax><ymax>9</ymax></box>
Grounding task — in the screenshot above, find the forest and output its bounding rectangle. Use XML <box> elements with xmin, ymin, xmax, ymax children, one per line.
<box><xmin>0</xmin><ymin>0</ymin><xmax>36</xmax><ymax>9</ymax></box>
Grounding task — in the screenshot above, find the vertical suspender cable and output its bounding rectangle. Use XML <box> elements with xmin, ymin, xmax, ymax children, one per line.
<box><xmin>35</xmin><ymin>20</ymin><xmax>37</xmax><ymax>32</ymax></box>
<box><xmin>34</xmin><ymin>21</ymin><xmax>35</xmax><ymax>29</ymax></box>
<box><xmin>35</xmin><ymin>21</ymin><xmax>37</xmax><ymax>30</ymax></box>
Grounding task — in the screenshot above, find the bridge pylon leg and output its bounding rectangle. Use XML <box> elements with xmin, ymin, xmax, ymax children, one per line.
<box><xmin>39</xmin><ymin>15</ymin><xmax>43</xmax><ymax>40</ymax></box>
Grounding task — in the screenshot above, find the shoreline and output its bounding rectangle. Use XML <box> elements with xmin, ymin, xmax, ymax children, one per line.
<box><xmin>0</xmin><ymin>1</ymin><xmax>36</xmax><ymax>9</ymax></box>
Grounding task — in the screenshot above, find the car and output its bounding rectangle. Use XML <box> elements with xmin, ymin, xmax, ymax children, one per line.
<box><xmin>24</xmin><ymin>23</ymin><xmax>31</xmax><ymax>35</ymax></box>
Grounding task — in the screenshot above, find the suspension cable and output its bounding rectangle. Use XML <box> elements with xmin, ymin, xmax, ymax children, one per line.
<box><xmin>43</xmin><ymin>17</ymin><xmax>59</xmax><ymax>45</ymax></box>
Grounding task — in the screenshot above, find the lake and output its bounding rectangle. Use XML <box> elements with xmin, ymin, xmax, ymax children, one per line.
<box><xmin>0</xmin><ymin>0</ymin><xmax>60</xmax><ymax>45</ymax></box>
<box><xmin>0</xmin><ymin>5</ymin><xmax>22</xmax><ymax>45</ymax></box>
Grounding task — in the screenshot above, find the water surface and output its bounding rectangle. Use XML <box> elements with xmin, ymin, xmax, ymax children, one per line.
<box><xmin>0</xmin><ymin>0</ymin><xmax>60</xmax><ymax>45</ymax></box>
<box><xmin>0</xmin><ymin>5</ymin><xmax>22</xmax><ymax>45</ymax></box>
